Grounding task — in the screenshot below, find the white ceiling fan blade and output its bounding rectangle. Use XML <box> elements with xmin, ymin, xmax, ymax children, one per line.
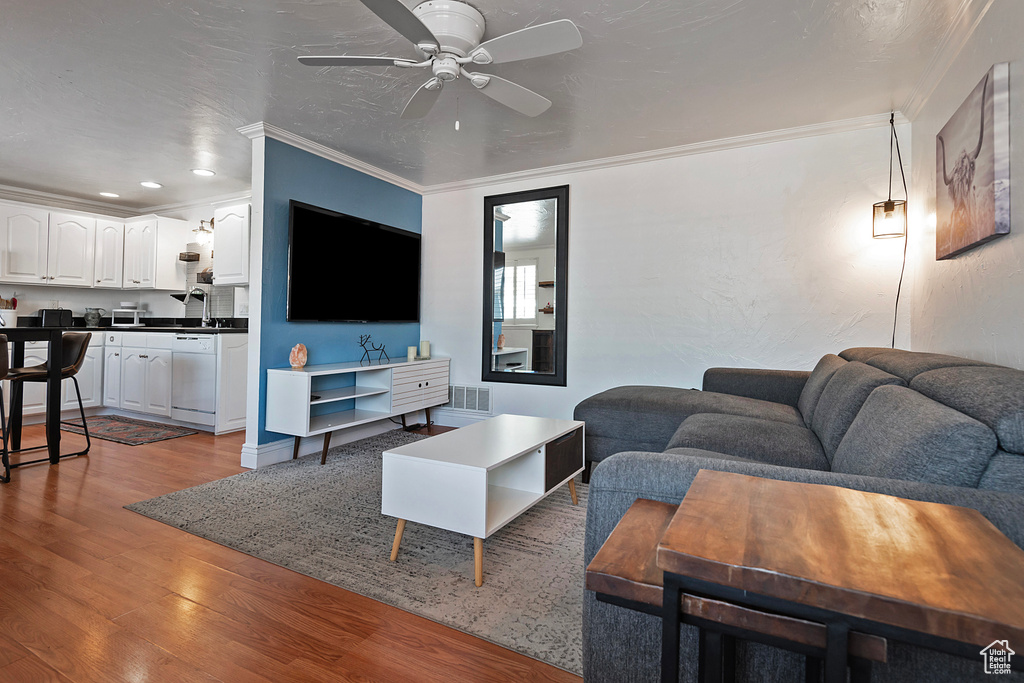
<box><xmin>358</xmin><ymin>0</ymin><xmax>439</xmax><ymax>51</ymax></box>
<box><xmin>298</xmin><ymin>55</ymin><xmax>418</xmax><ymax>67</ymax></box>
<box><xmin>469</xmin><ymin>20</ymin><xmax>582</xmax><ymax>64</ymax></box>
<box><xmin>471</xmin><ymin>74</ymin><xmax>551</xmax><ymax>117</ymax></box>
<box><xmin>401</xmin><ymin>79</ymin><xmax>443</xmax><ymax>119</ymax></box>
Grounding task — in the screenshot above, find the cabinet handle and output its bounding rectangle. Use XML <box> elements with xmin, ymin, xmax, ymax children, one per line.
<box><xmin>49</xmin><ymin>276</ymin><xmax>54</xmax><ymax>280</ymax></box>
<box><xmin>140</xmin><ymin>354</ymin><xmax>148</xmax><ymax>359</ymax></box>
<box><xmin>97</xmin><ymin>279</ymin><xmax>101</xmax><ymax>283</ymax></box>
<box><xmin>425</xmin><ymin>381</ymin><xmax>429</xmax><ymax>386</ymax></box>
<box><xmin>114</xmin><ymin>353</ymin><xmax>119</xmax><ymax>357</ymax></box>
<box><xmin>418</xmin><ymin>383</ymin><xmax>422</xmax><ymax>388</ymax></box>
<box><xmin>40</xmin><ymin>276</ymin><xmax>46</xmax><ymax>280</ymax></box>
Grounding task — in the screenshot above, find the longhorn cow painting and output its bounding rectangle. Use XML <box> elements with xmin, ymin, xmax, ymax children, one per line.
<box><xmin>935</xmin><ymin>62</ymin><xmax>1010</xmax><ymax>260</ymax></box>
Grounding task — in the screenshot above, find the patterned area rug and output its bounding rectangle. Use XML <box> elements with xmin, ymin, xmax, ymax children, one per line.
<box><xmin>62</xmin><ymin>415</ymin><xmax>198</xmax><ymax>445</ymax></box>
<box><xmin>126</xmin><ymin>429</ymin><xmax>587</xmax><ymax>675</ymax></box>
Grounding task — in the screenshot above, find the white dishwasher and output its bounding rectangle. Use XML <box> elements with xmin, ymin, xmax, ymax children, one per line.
<box><xmin>171</xmin><ymin>335</ymin><xmax>217</xmax><ymax>426</ymax></box>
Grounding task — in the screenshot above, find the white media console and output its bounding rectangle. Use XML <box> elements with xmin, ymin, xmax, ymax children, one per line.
<box><xmin>265</xmin><ymin>357</ymin><xmax>450</xmax><ymax>464</ymax></box>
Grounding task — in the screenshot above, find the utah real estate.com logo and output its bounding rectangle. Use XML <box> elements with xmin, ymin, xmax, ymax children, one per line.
<box><xmin>981</xmin><ymin>640</ymin><xmax>1015</xmax><ymax>675</ymax></box>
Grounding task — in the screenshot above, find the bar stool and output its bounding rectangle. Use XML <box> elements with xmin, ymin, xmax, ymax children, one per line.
<box><xmin>5</xmin><ymin>332</ymin><xmax>92</xmax><ymax>474</ymax></box>
<box><xmin>0</xmin><ymin>334</ymin><xmax>10</xmax><ymax>483</ymax></box>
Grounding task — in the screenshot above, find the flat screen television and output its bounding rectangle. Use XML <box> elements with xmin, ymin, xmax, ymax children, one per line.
<box><xmin>287</xmin><ymin>200</ymin><xmax>421</xmax><ymax>322</ymax></box>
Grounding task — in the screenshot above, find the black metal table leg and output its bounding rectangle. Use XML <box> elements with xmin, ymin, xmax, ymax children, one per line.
<box><xmin>45</xmin><ymin>329</ymin><xmax>62</xmax><ymax>464</ymax></box>
<box><xmin>824</xmin><ymin>622</ymin><xmax>850</xmax><ymax>683</ymax></box>
<box><xmin>662</xmin><ymin>575</ymin><xmax>682</xmax><ymax>683</ymax></box>
<box><xmin>9</xmin><ymin>340</ymin><xmax>24</xmax><ymax>451</ymax></box>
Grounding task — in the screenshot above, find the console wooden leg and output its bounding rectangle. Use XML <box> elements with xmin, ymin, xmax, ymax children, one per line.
<box><xmin>474</xmin><ymin>537</ymin><xmax>483</xmax><ymax>586</ymax></box>
<box><xmin>568</xmin><ymin>479</ymin><xmax>579</xmax><ymax>505</ymax></box>
<box><xmin>292</xmin><ymin>437</ymin><xmax>301</xmax><ymax>460</ymax></box>
<box><xmin>390</xmin><ymin>519</ymin><xmax>406</xmax><ymax>561</ymax></box>
<box><xmin>425</xmin><ymin>407</ymin><xmax>431</xmax><ymax>426</ymax></box>
<box><xmin>320</xmin><ymin>432</ymin><xmax>332</xmax><ymax>465</ymax></box>
<box><xmin>401</xmin><ymin>414</ymin><xmax>408</xmax><ymax>430</ymax></box>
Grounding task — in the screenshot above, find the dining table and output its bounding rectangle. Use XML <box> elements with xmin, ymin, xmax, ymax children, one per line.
<box><xmin>3</xmin><ymin>327</ymin><xmax>66</xmax><ymax>464</ymax></box>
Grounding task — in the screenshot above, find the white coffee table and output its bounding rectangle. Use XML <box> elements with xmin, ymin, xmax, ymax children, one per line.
<box><xmin>382</xmin><ymin>414</ymin><xmax>585</xmax><ymax>586</ymax></box>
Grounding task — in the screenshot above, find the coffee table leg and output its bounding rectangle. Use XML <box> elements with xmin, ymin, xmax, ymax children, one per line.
<box><xmin>568</xmin><ymin>479</ymin><xmax>579</xmax><ymax>505</ymax></box>
<box><xmin>474</xmin><ymin>537</ymin><xmax>483</xmax><ymax>586</ymax></box>
<box><xmin>390</xmin><ymin>519</ymin><xmax>406</xmax><ymax>561</ymax></box>
<box><xmin>321</xmin><ymin>432</ymin><xmax>332</xmax><ymax>465</ymax></box>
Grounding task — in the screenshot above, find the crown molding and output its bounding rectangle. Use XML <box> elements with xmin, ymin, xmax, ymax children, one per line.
<box><xmin>900</xmin><ymin>0</ymin><xmax>995</xmax><ymax>121</ymax></box>
<box><xmin>420</xmin><ymin>112</ymin><xmax>908</xmax><ymax>195</ymax></box>
<box><xmin>237</xmin><ymin>122</ymin><xmax>425</xmax><ymax>194</ymax></box>
<box><xmin>138</xmin><ymin>190</ymin><xmax>253</xmax><ymax>216</ymax></box>
<box><xmin>0</xmin><ymin>183</ymin><xmax>137</xmax><ymax>218</ymax></box>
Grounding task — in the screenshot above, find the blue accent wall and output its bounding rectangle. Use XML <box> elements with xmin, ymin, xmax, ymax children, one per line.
<box><xmin>258</xmin><ymin>138</ymin><xmax>422</xmax><ymax>444</ymax></box>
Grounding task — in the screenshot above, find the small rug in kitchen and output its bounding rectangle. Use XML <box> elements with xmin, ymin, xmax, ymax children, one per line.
<box><xmin>62</xmin><ymin>415</ymin><xmax>198</xmax><ymax>446</ymax></box>
<box><xmin>125</xmin><ymin>429</ymin><xmax>587</xmax><ymax>675</ymax></box>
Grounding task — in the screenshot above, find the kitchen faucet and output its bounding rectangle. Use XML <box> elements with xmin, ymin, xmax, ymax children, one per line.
<box><xmin>173</xmin><ymin>286</ymin><xmax>211</xmax><ymax>327</ymax></box>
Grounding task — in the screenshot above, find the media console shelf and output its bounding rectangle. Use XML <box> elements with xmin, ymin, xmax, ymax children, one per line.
<box><xmin>266</xmin><ymin>357</ymin><xmax>450</xmax><ymax>465</ymax></box>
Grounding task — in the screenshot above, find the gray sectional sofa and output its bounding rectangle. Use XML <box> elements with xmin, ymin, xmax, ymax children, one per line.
<box><xmin>575</xmin><ymin>347</ymin><xmax>1024</xmax><ymax>682</ymax></box>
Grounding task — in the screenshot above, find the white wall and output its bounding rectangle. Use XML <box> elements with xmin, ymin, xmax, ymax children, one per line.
<box><xmin>908</xmin><ymin>0</ymin><xmax>1024</xmax><ymax>368</ymax></box>
<box><xmin>422</xmin><ymin>124</ymin><xmax>911</xmax><ymax>421</ymax></box>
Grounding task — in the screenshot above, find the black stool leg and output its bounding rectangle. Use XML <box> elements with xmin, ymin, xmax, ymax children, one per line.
<box><xmin>0</xmin><ymin>385</ymin><xmax>9</xmax><ymax>484</ymax></box>
<box><xmin>70</xmin><ymin>376</ymin><xmax>90</xmax><ymax>455</ymax></box>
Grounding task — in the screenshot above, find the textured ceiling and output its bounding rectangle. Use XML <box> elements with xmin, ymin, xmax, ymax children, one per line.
<box><xmin>0</xmin><ymin>0</ymin><xmax>973</xmax><ymax>209</ymax></box>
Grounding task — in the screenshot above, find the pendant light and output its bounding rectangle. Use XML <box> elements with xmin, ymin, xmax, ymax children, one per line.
<box><xmin>873</xmin><ymin>113</ymin><xmax>907</xmax><ymax>238</ymax></box>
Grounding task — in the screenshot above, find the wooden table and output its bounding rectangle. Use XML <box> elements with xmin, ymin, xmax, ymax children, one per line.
<box><xmin>657</xmin><ymin>470</ymin><xmax>1024</xmax><ymax>682</ymax></box>
<box><xmin>3</xmin><ymin>327</ymin><xmax>65</xmax><ymax>464</ymax></box>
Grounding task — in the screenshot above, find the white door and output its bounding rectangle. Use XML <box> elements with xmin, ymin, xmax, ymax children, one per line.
<box><xmin>120</xmin><ymin>347</ymin><xmax>147</xmax><ymax>411</ymax></box>
<box><xmin>48</xmin><ymin>213</ymin><xmax>96</xmax><ymax>287</ymax></box>
<box><xmin>94</xmin><ymin>221</ymin><xmax>125</xmax><ymax>288</ymax></box>
<box><xmin>103</xmin><ymin>346</ymin><xmax>122</xmax><ymax>408</ymax></box>
<box><xmin>62</xmin><ymin>345</ymin><xmax>102</xmax><ymax>411</ymax></box>
<box><xmin>144</xmin><ymin>350</ymin><xmax>172</xmax><ymax>416</ymax></box>
<box><xmin>0</xmin><ymin>203</ymin><xmax>49</xmax><ymax>284</ymax></box>
<box><xmin>212</xmin><ymin>204</ymin><xmax>250</xmax><ymax>285</ymax></box>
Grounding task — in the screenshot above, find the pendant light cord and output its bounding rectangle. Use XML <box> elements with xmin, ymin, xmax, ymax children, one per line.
<box><xmin>890</xmin><ymin>112</ymin><xmax>908</xmax><ymax>349</ymax></box>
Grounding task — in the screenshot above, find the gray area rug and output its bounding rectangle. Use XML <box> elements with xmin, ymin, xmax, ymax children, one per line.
<box><xmin>126</xmin><ymin>429</ymin><xmax>587</xmax><ymax>675</ymax></box>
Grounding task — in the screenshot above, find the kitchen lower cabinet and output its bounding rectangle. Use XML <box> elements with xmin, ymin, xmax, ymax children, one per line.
<box><xmin>103</xmin><ymin>345</ymin><xmax>122</xmax><ymax>408</ymax></box>
<box><xmin>118</xmin><ymin>341</ymin><xmax>172</xmax><ymax>417</ymax></box>
<box><xmin>61</xmin><ymin>342</ymin><xmax>102</xmax><ymax>411</ymax></box>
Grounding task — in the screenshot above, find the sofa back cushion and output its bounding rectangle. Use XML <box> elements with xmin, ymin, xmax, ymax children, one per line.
<box><xmin>811</xmin><ymin>362</ymin><xmax>905</xmax><ymax>460</ymax></box>
<box><xmin>860</xmin><ymin>349</ymin><xmax>996</xmax><ymax>383</ymax></box>
<box><xmin>797</xmin><ymin>354</ymin><xmax>847</xmax><ymax>425</ymax></box>
<box><xmin>831</xmin><ymin>386</ymin><xmax>997</xmax><ymax>487</ymax></box>
<box><xmin>911</xmin><ymin>366</ymin><xmax>1024</xmax><ymax>454</ymax></box>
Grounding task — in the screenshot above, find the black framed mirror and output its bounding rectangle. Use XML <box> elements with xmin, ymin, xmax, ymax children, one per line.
<box><xmin>482</xmin><ymin>185</ymin><xmax>569</xmax><ymax>386</ymax></box>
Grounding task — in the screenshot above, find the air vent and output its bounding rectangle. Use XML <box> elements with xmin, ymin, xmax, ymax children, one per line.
<box><xmin>446</xmin><ymin>385</ymin><xmax>493</xmax><ymax>414</ymax></box>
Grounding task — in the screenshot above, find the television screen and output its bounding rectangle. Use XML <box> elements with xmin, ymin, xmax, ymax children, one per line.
<box><xmin>287</xmin><ymin>200</ymin><xmax>421</xmax><ymax>322</ymax></box>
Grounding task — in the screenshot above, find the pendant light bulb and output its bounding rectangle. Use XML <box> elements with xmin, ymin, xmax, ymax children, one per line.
<box><xmin>455</xmin><ymin>119</ymin><xmax>460</xmax><ymax>131</ymax></box>
<box><xmin>455</xmin><ymin>97</ymin><xmax>460</xmax><ymax>132</ymax></box>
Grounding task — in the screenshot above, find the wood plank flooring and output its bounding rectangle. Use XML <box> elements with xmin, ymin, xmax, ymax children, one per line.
<box><xmin>0</xmin><ymin>425</ymin><xmax>582</xmax><ymax>682</ymax></box>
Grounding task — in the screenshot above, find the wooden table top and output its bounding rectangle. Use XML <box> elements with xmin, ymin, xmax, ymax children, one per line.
<box><xmin>657</xmin><ymin>470</ymin><xmax>1024</xmax><ymax>648</ymax></box>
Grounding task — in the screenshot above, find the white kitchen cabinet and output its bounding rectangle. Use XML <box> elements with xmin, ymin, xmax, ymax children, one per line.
<box><xmin>120</xmin><ymin>346</ymin><xmax>147</xmax><ymax>412</ymax></box>
<box><xmin>117</xmin><ymin>333</ymin><xmax>174</xmax><ymax>417</ymax></box>
<box><xmin>0</xmin><ymin>202</ymin><xmax>50</xmax><ymax>284</ymax></box>
<box><xmin>47</xmin><ymin>212</ymin><xmax>96</xmax><ymax>287</ymax></box>
<box><xmin>124</xmin><ymin>215</ymin><xmax>189</xmax><ymax>290</ymax></box>
<box><xmin>103</xmin><ymin>344</ymin><xmax>123</xmax><ymax>408</ymax></box>
<box><xmin>6</xmin><ymin>343</ymin><xmax>48</xmax><ymax>415</ymax></box>
<box><xmin>212</xmin><ymin>203</ymin><xmax>250</xmax><ymax>285</ymax></box>
<box><xmin>144</xmin><ymin>351</ymin><xmax>173</xmax><ymax>417</ymax></box>
<box><xmin>61</xmin><ymin>336</ymin><xmax>103</xmax><ymax>411</ymax></box>
<box><xmin>94</xmin><ymin>220</ymin><xmax>125</xmax><ymax>288</ymax></box>
<box><xmin>215</xmin><ymin>334</ymin><xmax>248</xmax><ymax>433</ymax></box>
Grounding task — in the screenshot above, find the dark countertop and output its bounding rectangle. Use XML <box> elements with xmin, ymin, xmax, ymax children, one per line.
<box><xmin>16</xmin><ymin>316</ymin><xmax>248</xmax><ymax>334</ymax></box>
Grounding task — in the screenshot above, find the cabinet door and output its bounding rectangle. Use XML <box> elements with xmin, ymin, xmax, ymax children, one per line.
<box><xmin>0</xmin><ymin>203</ymin><xmax>49</xmax><ymax>284</ymax></box>
<box><xmin>16</xmin><ymin>346</ymin><xmax>48</xmax><ymax>416</ymax></box>
<box><xmin>138</xmin><ymin>222</ymin><xmax>158</xmax><ymax>288</ymax></box>
<box><xmin>103</xmin><ymin>347</ymin><xmax>122</xmax><ymax>408</ymax></box>
<box><xmin>123</xmin><ymin>220</ymin><xmax>157</xmax><ymax>288</ymax></box>
<box><xmin>212</xmin><ymin>204</ymin><xmax>250</xmax><ymax>285</ymax></box>
<box><xmin>216</xmin><ymin>335</ymin><xmax>248</xmax><ymax>433</ymax></box>
<box><xmin>62</xmin><ymin>345</ymin><xmax>102</xmax><ymax>411</ymax></box>
<box><xmin>94</xmin><ymin>221</ymin><xmax>125</xmax><ymax>288</ymax></box>
<box><xmin>144</xmin><ymin>351</ymin><xmax>172</xmax><ymax>416</ymax></box>
<box><xmin>48</xmin><ymin>213</ymin><xmax>96</xmax><ymax>287</ymax></box>
<box><xmin>120</xmin><ymin>347</ymin><xmax>147</xmax><ymax>411</ymax></box>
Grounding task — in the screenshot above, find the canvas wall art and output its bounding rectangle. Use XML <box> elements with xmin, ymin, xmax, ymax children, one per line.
<box><xmin>935</xmin><ymin>62</ymin><xmax>1010</xmax><ymax>260</ymax></box>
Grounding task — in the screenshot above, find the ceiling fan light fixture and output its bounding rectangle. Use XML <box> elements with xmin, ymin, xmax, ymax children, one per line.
<box><xmin>140</xmin><ymin>181</ymin><xmax>163</xmax><ymax>189</ymax></box>
<box><xmin>191</xmin><ymin>168</ymin><xmax>216</xmax><ymax>177</ymax></box>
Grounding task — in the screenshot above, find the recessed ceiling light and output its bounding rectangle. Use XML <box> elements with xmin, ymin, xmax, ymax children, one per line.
<box><xmin>191</xmin><ymin>168</ymin><xmax>216</xmax><ymax>177</ymax></box>
<box><xmin>99</xmin><ymin>192</ymin><xmax>120</xmax><ymax>198</ymax></box>
<box><xmin>140</xmin><ymin>181</ymin><xmax>163</xmax><ymax>189</ymax></box>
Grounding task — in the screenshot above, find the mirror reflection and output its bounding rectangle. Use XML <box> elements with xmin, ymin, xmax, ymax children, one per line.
<box><xmin>483</xmin><ymin>186</ymin><xmax>568</xmax><ymax>386</ymax></box>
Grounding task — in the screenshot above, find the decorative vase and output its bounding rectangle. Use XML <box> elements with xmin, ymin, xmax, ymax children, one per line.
<box><xmin>497</xmin><ymin>333</ymin><xmax>505</xmax><ymax>350</ymax></box>
<box><xmin>83</xmin><ymin>307</ymin><xmax>106</xmax><ymax>328</ymax></box>
<box><xmin>290</xmin><ymin>343</ymin><xmax>307</xmax><ymax>369</ymax></box>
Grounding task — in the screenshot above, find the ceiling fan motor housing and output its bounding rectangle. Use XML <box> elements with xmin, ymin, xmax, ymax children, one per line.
<box><xmin>413</xmin><ymin>0</ymin><xmax>485</xmax><ymax>57</ymax></box>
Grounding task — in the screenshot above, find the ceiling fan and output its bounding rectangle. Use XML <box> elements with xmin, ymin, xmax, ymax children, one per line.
<box><xmin>298</xmin><ymin>0</ymin><xmax>583</xmax><ymax>119</ymax></box>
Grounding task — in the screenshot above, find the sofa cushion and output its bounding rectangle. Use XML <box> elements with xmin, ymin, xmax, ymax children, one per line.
<box><xmin>574</xmin><ymin>385</ymin><xmax>803</xmax><ymax>463</ymax></box>
<box><xmin>861</xmin><ymin>349</ymin><xmax>996</xmax><ymax>383</ymax></box>
<box><xmin>980</xmin><ymin>451</ymin><xmax>1024</xmax><ymax>494</ymax></box>
<box><xmin>667</xmin><ymin>413</ymin><xmax>829</xmax><ymax>470</ymax></box>
<box><xmin>911</xmin><ymin>366</ymin><xmax>1024</xmax><ymax>454</ymax></box>
<box><xmin>797</xmin><ymin>354</ymin><xmax>847</xmax><ymax>424</ymax></box>
<box><xmin>838</xmin><ymin>347</ymin><xmax>890</xmax><ymax>363</ymax></box>
<box><xmin>810</xmin><ymin>362</ymin><xmax>905</xmax><ymax>460</ymax></box>
<box><xmin>663</xmin><ymin>447</ymin><xmax>760</xmax><ymax>465</ymax></box>
<box><xmin>831</xmin><ymin>385</ymin><xmax>996</xmax><ymax>487</ymax></box>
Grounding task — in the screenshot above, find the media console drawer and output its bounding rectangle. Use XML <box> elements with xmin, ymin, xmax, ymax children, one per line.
<box><xmin>545</xmin><ymin>427</ymin><xmax>583</xmax><ymax>492</ymax></box>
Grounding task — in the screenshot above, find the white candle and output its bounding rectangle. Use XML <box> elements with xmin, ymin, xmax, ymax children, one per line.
<box><xmin>420</xmin><ymin>341</ymin><xmax>430</xmax><ymax>359</ymax></box>
<box><xmin>407</xmin><ymin>346</ymin><xmax>417</xmax><ymax>362</ymax></box>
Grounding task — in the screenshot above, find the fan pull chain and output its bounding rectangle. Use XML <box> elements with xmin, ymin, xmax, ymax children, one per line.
<box><xmin>455</xmin><ymin>97</ymin><xmax>461</xmax><ymax>131</ymax></box>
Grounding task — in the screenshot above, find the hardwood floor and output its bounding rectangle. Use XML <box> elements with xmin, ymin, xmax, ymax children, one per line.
<box><xmin>0</xmin><ymin>424</ymin><xmax>582</xmax><ymax>682</ymax></box>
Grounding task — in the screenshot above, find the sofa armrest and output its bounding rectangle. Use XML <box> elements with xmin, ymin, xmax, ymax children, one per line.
<box><xmin>701</xmin><ymin>368</ymin><xmax>810</xmax><ymax>408</ymax></box>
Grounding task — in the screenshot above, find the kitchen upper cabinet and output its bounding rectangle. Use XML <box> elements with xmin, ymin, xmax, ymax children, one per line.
<box><xmin>0</xmin><ymin>203</ymin><xmax>50</xmax><ymax>284</ymax></box>
<box><xmin>47</xmin><ymin>213</ymin><xmax>96</xmax><ymax>286</ymax></box>
<box><xmin>94</xmin><ymin>220</ymin><xmax>125</xmax><ymax>288</ymax></box>
<box><xmin>212</xmin><ymin>203</ymin><xmax>250</xmax><ymax>285</ymax></box>
<box><xmin>124</xmin><ymin>215</ymin><xmax>189</xmax><ymax>290</ymax></box>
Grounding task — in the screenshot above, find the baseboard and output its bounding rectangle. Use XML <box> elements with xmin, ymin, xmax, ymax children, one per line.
<box><xmin>242</xmin><ymin>419</ymin><xmax>403</xmax><ymax>469</ymax></box>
